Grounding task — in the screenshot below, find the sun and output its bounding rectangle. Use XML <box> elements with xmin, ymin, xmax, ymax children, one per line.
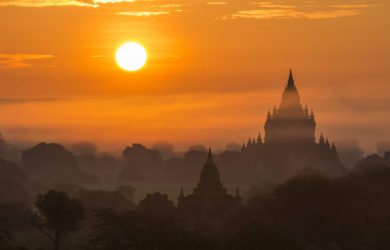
<box><xmin>116</xmin><ymin>42</ymin><xmax>147</xmax><ymax>72</ymax></box>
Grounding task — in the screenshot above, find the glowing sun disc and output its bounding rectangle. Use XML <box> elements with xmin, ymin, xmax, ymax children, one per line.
<box><xmin>116</xmin><ymin>42</ymin><xmax>147</xmax><ymax>71</ymax></box>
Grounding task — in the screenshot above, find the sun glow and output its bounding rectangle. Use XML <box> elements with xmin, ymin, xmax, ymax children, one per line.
<box><xmin>115</xmin><ymin>42</ymin><xmax>147</xmax><ymax>72</ymax></box>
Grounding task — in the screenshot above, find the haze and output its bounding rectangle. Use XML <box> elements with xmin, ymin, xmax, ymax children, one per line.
<box><xmin>0</xmin><ymin>0</ymin><xmax>389</xmax><ymax>152</ymax></box>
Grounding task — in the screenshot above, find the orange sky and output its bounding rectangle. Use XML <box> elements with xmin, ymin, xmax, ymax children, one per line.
<box><xmin>0</xmin><ymin>0</ymin><xmax>389</xmax><ymax>153</ymax></box>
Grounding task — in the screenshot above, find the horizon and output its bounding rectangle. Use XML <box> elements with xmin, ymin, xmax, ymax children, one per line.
<box><xmin>1</xmin><ymin>0</ymin><xmax>389</xmax><ymax>153</ymax></box>
<box><xmin>1</xmin><ymin>70</ymin><xmax>388</xmax><ymax>154</ymax></box>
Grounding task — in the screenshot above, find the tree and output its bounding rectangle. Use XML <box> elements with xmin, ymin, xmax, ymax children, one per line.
<box><xmin>137</xmin><ymin>192</ymin><xmax>175</xmax><ymax>215</ymax></box>
<box><xmin>34</xmin><ymin>190</ymin><xmax>85</xmax><ymax>250</ymax></box>
<box><xmin>0</xmin><ymin>159</ymin><xmax>30</xmax><ymax>204</ymax></box>
<box><xmin>0</xmin><ymin>202</ymin><xmax>31</xmax><ymax>250</ymax></box>
<box><xmin>0</xmin><ymin>227</ymin><xmax>14</xmax><ymax>250</ymax></box>
<box><xmin>116</xmin><ymin>185</ymin><xmax>136</xmax><ymax>200</ymax></box>
<box><xmin>87</xmin><ymin>209</ymin><xmax>198</xmax><ymax>250</ymax></box>
<box><xmin>22</xmin><ymin>143</ymin><xmax>87</xmax><ymax>184</ymax></box>
<box><xmin>119</xmin><ymin>144</ymin><xmax>163</xmax><ymax>181</ymax></box>
<box><xmin>78</xmin><ymin>188</ymin><xmax>135</xmax><ymax>212</ymax></box>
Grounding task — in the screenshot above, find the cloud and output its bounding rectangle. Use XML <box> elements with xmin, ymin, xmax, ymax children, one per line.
<box><xmin>115</xmin><ymin>1</ymin><xmax>183</xmax><ymax>17</ymax></box>
<box><xmin>330</xmin><ymin>4</ymin><xmax>371</xmax><ymax>9</ymax></box>
<box><xmin>107</xmin><ymin>1</ymin><xmax>218</xmax><ymax>20</ymax></box>
<box><xmin>0</xmin><ymin>54</ymin><xmax>54</xmax><ymax>69</ymax></box>
<box><xmin>117</xmin><ymin>11</ymin><xmax>170</xmax><ymax>16</ymax></box>
<box><xmin>304</xmin><ymin>10</ymin><xmax>363</xmax><ymax>19</ymax></box>
<box><xmin>222</xmin><ymin>1</ymin><xmax>373</xmax><ymax>20</ymax></box>
<box><xmin>0</xmin><ymin>97</ymin><xmax>63</xmax><ymax>105</ymax></box>
<box><xmin>226</xmin><ymin>9</ymin><xmax>302</xmax><ymax>20</ymax></box>
<box><xmin>0</xmin><ymin>0</ymin><xmax>95</xmax><ymax>7</ymax></box>
<box><xmin>0</xmin><ymin>0</ymin><xmax>378</xmax><ymax>21</ymax></box>
<box><xmin>206</xmin><ymin>1</ymin><xmax>227</xmax><ymax>5</ymax></box>
<box><xmin>0</xmin><ymin>0</ymin><xmax>135</xmax><ymax>8</ymax></box>
<box><xmin>116</xmin><ymin>10</ymin><xmax>182</xmax><ymax>17</ymax></box>
<box><xmin>0</xmin><ymin>0</ymin><xmax>184</xmax><ymax>16</ymax></box>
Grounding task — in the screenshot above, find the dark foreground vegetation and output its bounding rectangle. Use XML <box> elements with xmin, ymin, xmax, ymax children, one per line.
<box><xmin>1</xmin><ymin>152</ymin><xmax>390</xmax><ymax>250</ymax></box>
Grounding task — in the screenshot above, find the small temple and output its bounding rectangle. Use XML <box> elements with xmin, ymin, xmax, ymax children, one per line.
<box><xmin>178</xmin><ymin>149</ymin><xmax>241</xmax><ymax>229</ymax></box>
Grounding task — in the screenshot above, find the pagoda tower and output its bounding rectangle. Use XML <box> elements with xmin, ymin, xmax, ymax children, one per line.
<box><xmin>264</xmin><ymin>70</ymin><xmax>316</xmax><ymax>144</ymax></box>
<box><xmin>242</xmin><ymin>70</ymin><xmax>345</xmax><ymax>179</ymax></box>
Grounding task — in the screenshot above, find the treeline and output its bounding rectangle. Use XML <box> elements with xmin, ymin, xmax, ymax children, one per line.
<box><xmin>1</xmin><ymin>152</ymin><xmax>390</xmax><ymax>250</ymax></box>
<box><xmin>0</xmin><ymin>142</ymin><xmax>257</xmax><ymax>206</ymax></box>
<box><xmin>0</xmin><ymin>138</ymin><xmax>375</xmax><ymax>195</ymax></box>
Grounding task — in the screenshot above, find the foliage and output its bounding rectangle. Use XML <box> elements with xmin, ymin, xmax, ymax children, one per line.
<box><xmin>0</xmin><ymin>202</ymin><xmax>32</xmax><ymax>250</ymax></box>
<box><xmin>22</xmin><ymin>143</ymin><xmax>92</xmax><ymax>184</ymax></box>
<box><xmin>86</xmin><ymin>209</ymin><xmax>208</xmax><ymax>250</ymax></box>
<box><xmin>34</xmin><ymin>190</ymin><xmax>85</xmax><ymax>250</ymax></box>
<box><xmin>78</xmin><ymin>188</ymin><xmax>135</xmax><ymax>212</ymax></box>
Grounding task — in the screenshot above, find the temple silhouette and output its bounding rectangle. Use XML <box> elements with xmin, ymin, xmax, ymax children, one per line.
<box><xmin>178</xmin><ymin>149</ymin><xmax>241</xmax><ymax>230</ymax></box>
<box><xmin>242</xmin><ymin>70</ymin><xmax>345</xmax><ymax>180</ymax></box>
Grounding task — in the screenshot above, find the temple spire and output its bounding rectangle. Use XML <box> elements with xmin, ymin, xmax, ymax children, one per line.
<box><xmin>319</xmin><ymin>133</ymin><xmax>325</xmax><ymax>144</ymax></box>
<box><xmin>196</xmin><ymin>147</ymin><xmax>223</xmax><ymax>188</ymax></box>
<box><xmin>287</xmin><ymin>69</ymin><xmax>295</xmax><ymax>89</ymax></box>
<box><xmin>179</xmin><ymin>186</ymin><xmax>185</xmax><ymax>198</ymax></box>
<box><xmin>331</xmin><ymin>143</ymin><xmax>337</xmax><ymax>153</ymax></box>
<box><xmin>247</xmin><ymin>137</ymin><xmax>252</xmax><ymax>147</ymax></box>
<box><xmin>310</xmin><ymin>109</ymin><xmax>315</xmax><ymax>120</ymax></box>
<box><xmin>257</xmin><ymin>132</ymin><xmax>262</xmax><ymax>144</ymax></box>
<box><xmin>279</xmin><ymin>70</ymin><xmax>301</xmax><ymax>116</ymax></box>
<box><xmin>207</xmin><ymin>148</ymin><xmax>213</xmax><ymax>162</ymax></box>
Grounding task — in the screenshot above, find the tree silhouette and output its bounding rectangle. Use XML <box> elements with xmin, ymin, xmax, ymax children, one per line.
<box><xmin>78</xmin><ymin>188</ymin><xmax>135</xmax><ymax>212</ymax></box>
<box><xmin>0</xmin><ymin>227</ymin><xmax>13</xmax><ymax>250</ymax></box>
<box><xmin>34</xmin><ymin>190</ymin><xmax>85</xmax><ymax>250</ymax></box>
<box><xmin>87</xmin><ymin>209</ymin><xmax>201</xmax><ymax>250</ymax></box>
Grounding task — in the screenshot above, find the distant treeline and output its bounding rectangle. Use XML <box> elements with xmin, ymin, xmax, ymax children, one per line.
<box><xmin>0</xmin><ymin>139</ymin><xmax>390</xmax><ymax>205</ymax></box>
<box><xmin>1</xmin><ymin>152</ymin><xmax>390</xmax><ymax>250</ymax></box>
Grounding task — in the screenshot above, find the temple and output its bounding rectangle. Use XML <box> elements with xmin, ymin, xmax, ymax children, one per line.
<box><xmin>264</xmin><ymin>70</ymin><xmax>316</xmax><ymax>144</ymax></box>
<box><xmin>178</xmin><ymin>149</ymin><xmax>241</xmax><ymax>230</ymax></box>
<box><xmin>242</xmin><ymin>70</ymin><xmax>345</xmax><ymax>179</ymax></box>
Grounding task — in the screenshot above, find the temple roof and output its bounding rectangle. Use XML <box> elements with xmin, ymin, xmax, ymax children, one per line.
<box><xmin>278</xmin><ymin>70</ymin><xmax>302</xmax><ymax>117</ymax></box>
<box><xmin>286</xmin><ymin>69</ymin><xmax>296</xmax><ymax>89</ymax></box>
<box><xmin>197</xmin><ymin>149</ymin><xmax>222</xmax><ymax>187</ymax></box>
